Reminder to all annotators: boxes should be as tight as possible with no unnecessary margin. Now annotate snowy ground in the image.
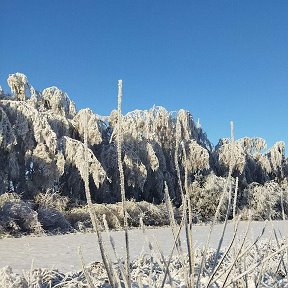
[0,220,287,274]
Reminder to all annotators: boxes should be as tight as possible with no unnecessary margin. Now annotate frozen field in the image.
[0,220,287,273]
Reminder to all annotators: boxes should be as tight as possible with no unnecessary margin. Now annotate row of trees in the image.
[0,73,287,208]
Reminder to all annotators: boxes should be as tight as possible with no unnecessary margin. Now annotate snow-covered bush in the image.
[244,181,282,219]
[37,206,71,233]
[0,193,42,235]
[34,192,69,212]
[187,173,229,221]
[0,267,26,288]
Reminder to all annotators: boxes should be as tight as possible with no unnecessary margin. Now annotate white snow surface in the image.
[0,220,287,273]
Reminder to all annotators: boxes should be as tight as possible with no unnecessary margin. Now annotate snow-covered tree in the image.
[0,72,287,214]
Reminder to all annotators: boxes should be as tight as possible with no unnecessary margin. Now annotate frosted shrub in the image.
[0,193,42,235]
[136,201,170,225]
[104,106,212,204]
[239,137,267,154]
[0,100,57,152]
[65,201,172,231]
[0,192,21,206]
[254,153,272,175]
[177,109,211,150]
[119,106,174,144]
[0,267,26,288]
[30,143,63,190]
[245,181,282,219]
[37,206,71,233]
[34,191,69,212]
[187,173,228,221]
[0,100,57,153]
[65,206,92,231]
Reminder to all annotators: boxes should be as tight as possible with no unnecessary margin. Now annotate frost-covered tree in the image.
[266,141,286,179]
[41,86,76,118]
[212,137,285,186]
[7,73,29,101]
[102,107,212,204]
[73,108,106,146]
[0,74,103,201]
[0,72,287,214]
[0,99,63,197]
[0,86,4,99]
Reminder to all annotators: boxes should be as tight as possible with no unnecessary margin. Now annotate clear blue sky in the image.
[1,0,287,150]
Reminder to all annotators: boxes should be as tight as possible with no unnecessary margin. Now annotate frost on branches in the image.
[0,72,287,215]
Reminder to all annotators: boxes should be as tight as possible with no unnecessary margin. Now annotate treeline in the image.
[0,73,287,220]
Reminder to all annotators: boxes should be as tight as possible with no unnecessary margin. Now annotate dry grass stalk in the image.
[83,112,116,287]
[196,121,235,286]
[160,216,185,288]
[164,183,181,249]
[213,121,235,263]
[117,80,131,286]
[181,141,194,287]
[224,243,288,287]
[78,246,95,288]
[195,178,228,287]
[164,182,189,287]
[206,215,242,287]
[273,228,288,275]
[175,112,194,287]
[103,215,129,288]
[139,217,157,287]
[211,178,232,272]
[254,233,273,287]
[140,217,175,287]
[233,177,238,219]
[280,188,285,220]
[153,236,176,288]
[218,219,266,286]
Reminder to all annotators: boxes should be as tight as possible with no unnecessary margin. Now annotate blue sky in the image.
[1,0,288,150]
